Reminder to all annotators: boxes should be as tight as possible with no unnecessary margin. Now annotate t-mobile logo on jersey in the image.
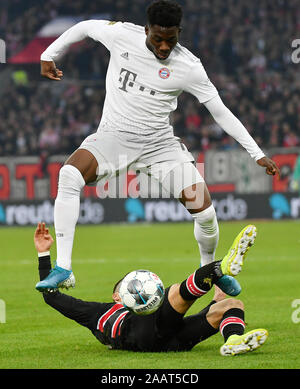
[118,68,156,96]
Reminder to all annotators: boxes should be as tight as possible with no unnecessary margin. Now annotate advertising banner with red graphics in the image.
[200,148,300,195]
[1,150,300,225]
[1,150,299,202]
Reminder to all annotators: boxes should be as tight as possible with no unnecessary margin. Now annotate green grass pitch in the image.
[0,220,300,369]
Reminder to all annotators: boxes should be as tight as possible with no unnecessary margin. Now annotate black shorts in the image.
[120,287,219,352]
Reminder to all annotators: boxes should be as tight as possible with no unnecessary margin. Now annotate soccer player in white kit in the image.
[36,0,280,295]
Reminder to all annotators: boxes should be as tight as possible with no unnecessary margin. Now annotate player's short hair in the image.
[113,272,130,294]
[146,0,183,28]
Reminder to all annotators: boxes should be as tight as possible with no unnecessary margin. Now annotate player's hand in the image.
[34,222,54,253]
[256,156,280,179]
[40,60,63,81]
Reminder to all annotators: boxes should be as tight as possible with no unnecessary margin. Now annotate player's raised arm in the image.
[203,94,265,161]
[183,61,279,177]
[34,222,56,284]
[34,222,54,253]
[33,223,103,330]
[204,94,280,177]
[40,20,122,80]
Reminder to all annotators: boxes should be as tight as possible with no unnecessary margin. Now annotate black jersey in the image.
[92,303,129,349]
[39,256,218,352]
[90,301,170,351]
[42,288,173,351]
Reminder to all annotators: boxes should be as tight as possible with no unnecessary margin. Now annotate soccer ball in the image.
[119,270,165,315]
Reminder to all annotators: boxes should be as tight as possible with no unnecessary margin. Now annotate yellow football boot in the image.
[220,329,268,356]
[221,225,257,277]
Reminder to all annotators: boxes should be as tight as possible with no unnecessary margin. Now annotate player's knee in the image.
[192,204,218,235]
[58,165,85,194]
[207,298,244,328]
[64,149,98,183]
[214,298,244,318]
[224,298,244,311]
[181,183,210,212]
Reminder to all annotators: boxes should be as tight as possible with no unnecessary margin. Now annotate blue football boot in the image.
[36,264,75,292]
[200,261,241,295]
[215,275,241,296]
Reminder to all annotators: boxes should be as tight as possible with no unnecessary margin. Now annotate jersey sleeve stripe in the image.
[97,304,124,332]
[111,311,129,338]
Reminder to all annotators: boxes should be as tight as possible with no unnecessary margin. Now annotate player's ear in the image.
[112,292,121,303]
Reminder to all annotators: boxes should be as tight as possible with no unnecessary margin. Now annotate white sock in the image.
[54,165,85,270]
[192,204,219,266]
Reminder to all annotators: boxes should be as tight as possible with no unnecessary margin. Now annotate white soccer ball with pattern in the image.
[119,270,165,315]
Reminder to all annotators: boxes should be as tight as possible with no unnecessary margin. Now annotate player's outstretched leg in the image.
[35,164,84,292]
[220,328,268,356]
[220,224,257,277]
[178,225,257,305]
[192,203,241,296]
[217,225,268,356]
[35,149,98,292]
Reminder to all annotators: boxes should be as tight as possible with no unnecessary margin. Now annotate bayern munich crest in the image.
[159,67,170,79]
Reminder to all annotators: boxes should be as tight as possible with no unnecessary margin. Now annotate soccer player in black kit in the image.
[35,222,268,356]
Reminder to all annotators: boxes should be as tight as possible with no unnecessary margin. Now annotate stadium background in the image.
[0,0,300,371]
[0,0,300,226]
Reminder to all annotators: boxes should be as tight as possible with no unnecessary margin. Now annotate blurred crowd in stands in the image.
[0,0,300,157]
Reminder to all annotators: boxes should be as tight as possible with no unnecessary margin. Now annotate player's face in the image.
[145,24,180,60]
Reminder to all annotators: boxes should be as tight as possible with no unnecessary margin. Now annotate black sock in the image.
[179,261,223,301]
[219,308,245,341]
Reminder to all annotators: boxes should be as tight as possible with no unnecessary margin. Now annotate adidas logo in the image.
[121,52,129,60]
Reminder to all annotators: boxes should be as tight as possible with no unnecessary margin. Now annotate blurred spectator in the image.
[37,150,49,178]
[0,0,299,156]
[282,124,299,148]
[39,122,60,150]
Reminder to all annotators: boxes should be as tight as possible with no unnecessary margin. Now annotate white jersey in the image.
[41,20,218,139]
[41,19,265,160]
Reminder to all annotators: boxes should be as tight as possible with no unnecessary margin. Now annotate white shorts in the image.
[79,130,204,198]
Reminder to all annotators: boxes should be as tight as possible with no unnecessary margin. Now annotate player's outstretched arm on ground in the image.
[34,222,103,329]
